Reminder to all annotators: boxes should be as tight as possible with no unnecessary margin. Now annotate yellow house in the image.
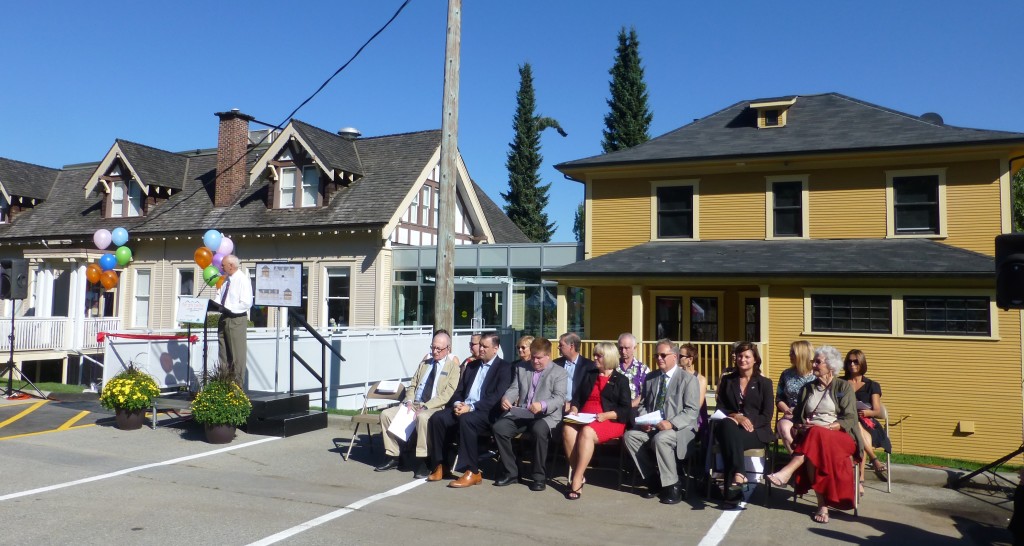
[549,93,1024,463]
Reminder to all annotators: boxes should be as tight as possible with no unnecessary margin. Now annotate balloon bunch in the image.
[193,229,234,288]
[88,228,133,290]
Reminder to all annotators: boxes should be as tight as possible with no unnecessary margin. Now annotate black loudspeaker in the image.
[0,258,28,300]
[996,234,1024,309]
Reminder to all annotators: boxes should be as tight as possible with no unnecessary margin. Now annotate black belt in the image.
[221,310,247,319]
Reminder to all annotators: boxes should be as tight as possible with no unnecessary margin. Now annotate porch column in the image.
[556,285,567,337]
[631,285,643,342]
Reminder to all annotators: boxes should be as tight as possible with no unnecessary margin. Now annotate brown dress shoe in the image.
[448,470,482,488]
[426,464,446,482]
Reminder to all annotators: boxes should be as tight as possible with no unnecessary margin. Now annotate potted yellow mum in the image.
[191,367,252,444]
[99,364,161,430]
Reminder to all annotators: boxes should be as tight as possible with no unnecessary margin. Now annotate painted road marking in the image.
[0,436,281,502]
[697,486,754,546]
[0,400,47,428]
[57,410,92,430]
[247,479,428,546]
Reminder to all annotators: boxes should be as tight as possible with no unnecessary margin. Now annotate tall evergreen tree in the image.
[573,202,585,243]
[601,26,653,153]
[1014,169,1024,232]
[502,63,566,243]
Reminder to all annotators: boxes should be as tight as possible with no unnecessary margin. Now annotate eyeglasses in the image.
[847,359,860,364]
[656,352,675,360]
[429,345,449,351]
[679,354,693,359]
[517,346,529,350]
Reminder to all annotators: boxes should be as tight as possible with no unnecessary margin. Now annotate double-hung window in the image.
[653,181,698,239]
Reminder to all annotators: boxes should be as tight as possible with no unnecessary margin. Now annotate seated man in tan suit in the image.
[376,330,461,478]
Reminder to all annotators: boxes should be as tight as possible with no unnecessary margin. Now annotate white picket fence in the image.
[0,317,122,352]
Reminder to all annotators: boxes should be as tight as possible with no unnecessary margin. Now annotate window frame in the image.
[109,179,143,218]
[300,166,319,208]
[885,168,947,239]
[803,288,998,340]
[132,268,152,329]
[647,290,723,341]
[279,166,297,209]
[650,179,700,241]
[765,175,809,239]
[322,265,352,328]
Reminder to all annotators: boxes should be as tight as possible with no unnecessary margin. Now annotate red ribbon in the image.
[97,332,199,344]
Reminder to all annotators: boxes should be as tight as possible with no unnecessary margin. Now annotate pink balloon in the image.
[93,229,112,250]
[212,252,225,270]
[217,236,234,256]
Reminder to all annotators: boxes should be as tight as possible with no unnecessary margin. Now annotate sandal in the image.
[813,507,829,524]
[859,482,865,497]
[566,486,583,500]
[766,473,787,487]
[873,460,888,474]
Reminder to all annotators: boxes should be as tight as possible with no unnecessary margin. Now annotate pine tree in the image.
[502,63,566,243]
[601,27,653,153]
[573,202,585,243]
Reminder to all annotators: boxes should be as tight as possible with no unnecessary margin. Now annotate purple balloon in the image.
[93,229,112,250]
[212,252,225,270]
[217,236,234,256]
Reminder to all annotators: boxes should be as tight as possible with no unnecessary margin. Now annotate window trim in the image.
[109,179,144,218]
[173,266,196,325]
[764,175,809,239]
[647,290,723,341]
[132,268,152,329]
[802,287,998,340]
[650,179,700,241]
[885,168,947,239]
[322,264,353,328]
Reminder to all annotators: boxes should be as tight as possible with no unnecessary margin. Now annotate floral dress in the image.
[776,368,815,412]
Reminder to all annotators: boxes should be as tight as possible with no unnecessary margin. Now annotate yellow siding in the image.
[588,286,633,339]
[590,180,650,257]
[945,160,1001,256]
[767,286,1023,463]
[700,174,765,240]
[808,167,887,239]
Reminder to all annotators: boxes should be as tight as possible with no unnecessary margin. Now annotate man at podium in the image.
[209,255,252,386]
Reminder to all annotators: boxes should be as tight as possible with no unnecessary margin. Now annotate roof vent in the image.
[920,112,944,125]
[337,127,362,140]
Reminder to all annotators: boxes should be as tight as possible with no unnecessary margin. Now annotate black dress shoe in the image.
[660,482,682,505]
[641,480,661,499]
[493,475,519,487]
[374,457,399,472]
[529,481,547,492]
[413,460,430,479]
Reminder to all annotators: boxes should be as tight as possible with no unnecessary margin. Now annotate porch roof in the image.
[543,239,994,280]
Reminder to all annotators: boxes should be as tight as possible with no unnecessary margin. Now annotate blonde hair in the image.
[790,340,813,376]
[593,342,618,371]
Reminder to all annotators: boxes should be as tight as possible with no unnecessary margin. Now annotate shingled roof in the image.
[557,93,1024,172]
[0,157,59,201]
[0,124,529,244]
[543,239,994,279]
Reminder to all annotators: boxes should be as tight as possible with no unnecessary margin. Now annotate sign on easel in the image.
[254,262,302,307]
[177,297,211,324]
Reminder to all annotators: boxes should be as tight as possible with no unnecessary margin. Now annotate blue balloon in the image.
[99,253,117,271]
[203,229,222,251]
[111,227,129,247]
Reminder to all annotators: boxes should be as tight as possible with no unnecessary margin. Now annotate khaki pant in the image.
[217,314,248,386]
[379,404,440,458]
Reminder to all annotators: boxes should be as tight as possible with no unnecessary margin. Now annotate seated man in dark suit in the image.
[624,339,700,505]
[492,337,567,491]
[554,332,596,413]
[426,331,513,488]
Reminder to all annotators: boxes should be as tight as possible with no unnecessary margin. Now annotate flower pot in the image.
[114,409,145,430]
[204,424,236,444]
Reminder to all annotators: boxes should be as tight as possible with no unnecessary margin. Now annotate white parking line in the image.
[247,479,427,546]
[0,436,281,502]
[697,487,754,546]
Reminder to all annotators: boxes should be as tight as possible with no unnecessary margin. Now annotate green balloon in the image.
[114,246,132,267]
[203,265,220,286]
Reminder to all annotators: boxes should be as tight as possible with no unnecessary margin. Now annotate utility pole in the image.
[434,0,461,334]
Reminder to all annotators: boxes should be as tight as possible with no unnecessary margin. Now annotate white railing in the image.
[0,316,122,352]
[82,318,123,350]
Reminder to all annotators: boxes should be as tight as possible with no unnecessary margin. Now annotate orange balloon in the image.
[100,270,119,290]
[216,275,226,289]
[194,247,213,269]
[86,263,102,284]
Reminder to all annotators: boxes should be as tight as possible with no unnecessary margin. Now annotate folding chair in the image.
[564,435,627,490]
[704,419,773,505]
[872,405,892,493]
[343,381,404,461]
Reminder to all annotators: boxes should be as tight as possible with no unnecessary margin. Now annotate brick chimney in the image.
[214,109,254,208]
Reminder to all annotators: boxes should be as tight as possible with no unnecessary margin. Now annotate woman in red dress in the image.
[561,341,633,499]
[766,345,864,524]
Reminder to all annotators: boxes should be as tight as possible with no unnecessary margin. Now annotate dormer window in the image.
[0,195,8,224]
[110,180,142,218]
[751,97,797,128]
[279,166,318,208]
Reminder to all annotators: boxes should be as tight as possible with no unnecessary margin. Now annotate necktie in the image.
[220,277,231,305]
[420,361,437,403]
[656,374,669,414]
[525,370,542,407]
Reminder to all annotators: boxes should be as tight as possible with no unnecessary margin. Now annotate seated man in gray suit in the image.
[624,338,700,505]
[376,329,461,478]
[492,337,568,491]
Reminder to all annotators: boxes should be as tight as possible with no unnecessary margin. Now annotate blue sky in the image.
[3,1,1023,242]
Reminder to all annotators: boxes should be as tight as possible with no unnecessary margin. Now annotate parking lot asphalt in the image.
[0,410,1015,546]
